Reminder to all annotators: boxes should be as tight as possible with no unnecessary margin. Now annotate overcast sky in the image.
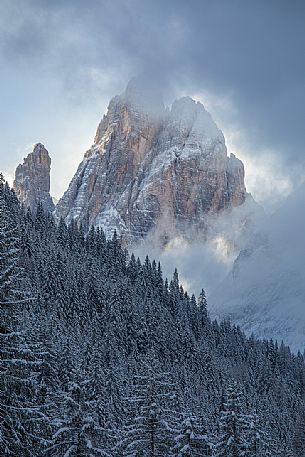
[0,0,304,207]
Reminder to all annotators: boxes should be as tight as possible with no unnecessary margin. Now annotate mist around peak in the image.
[131,193,264,297]
[209,183,305,352]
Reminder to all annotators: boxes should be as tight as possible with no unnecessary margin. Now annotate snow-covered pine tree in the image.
[172,414,212,456]
[214,383,254,457]
[116,367,180,456]
[169,269,180,318]
[45,359,110,457]
[197,289,208,326]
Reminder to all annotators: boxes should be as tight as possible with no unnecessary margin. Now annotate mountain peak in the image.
[33,142,46,154]
[118,77,165,117]
[14,143,54,213]
[170,96,223,143]
[94,79,164,146]
[56,82,247,243]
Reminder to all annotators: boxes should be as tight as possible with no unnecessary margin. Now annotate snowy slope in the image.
[209,185,305,352]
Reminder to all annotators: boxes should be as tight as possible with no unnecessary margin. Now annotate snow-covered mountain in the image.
[55,80,247,244]
[209,185,305,352]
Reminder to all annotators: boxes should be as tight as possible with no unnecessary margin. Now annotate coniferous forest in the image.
[1,172,305,457]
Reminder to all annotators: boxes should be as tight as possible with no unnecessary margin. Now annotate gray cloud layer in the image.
[0,0,305,198]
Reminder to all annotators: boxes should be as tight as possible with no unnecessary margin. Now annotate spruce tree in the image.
[172,414,212,456]
[116,368,179,456]
[215,384,251,457]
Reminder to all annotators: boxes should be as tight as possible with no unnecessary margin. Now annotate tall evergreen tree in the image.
[214,384,254,457]
[116,369,179,456]
[172,414,212,456]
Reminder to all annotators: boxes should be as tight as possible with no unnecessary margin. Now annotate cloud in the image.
[209,182,305,351]
[0,0,305,203]
[183,90,300,211]
[132,196,263,297]
[133,235,234,298]
[223,127,297,211]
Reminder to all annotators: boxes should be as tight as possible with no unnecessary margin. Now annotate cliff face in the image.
[55,82,247,244]
[14,143,55,213]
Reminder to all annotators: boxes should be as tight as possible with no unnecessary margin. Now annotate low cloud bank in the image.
[132,195,263,297]
[209,183,305,351]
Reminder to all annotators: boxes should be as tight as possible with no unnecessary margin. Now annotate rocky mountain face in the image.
[14,143,55,213]
[55,81,247,244]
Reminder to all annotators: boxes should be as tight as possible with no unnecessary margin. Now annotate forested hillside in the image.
[1,172,305,457]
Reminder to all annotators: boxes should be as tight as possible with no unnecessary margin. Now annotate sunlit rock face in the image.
[14,143,55,213]
[55,80,247,244]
